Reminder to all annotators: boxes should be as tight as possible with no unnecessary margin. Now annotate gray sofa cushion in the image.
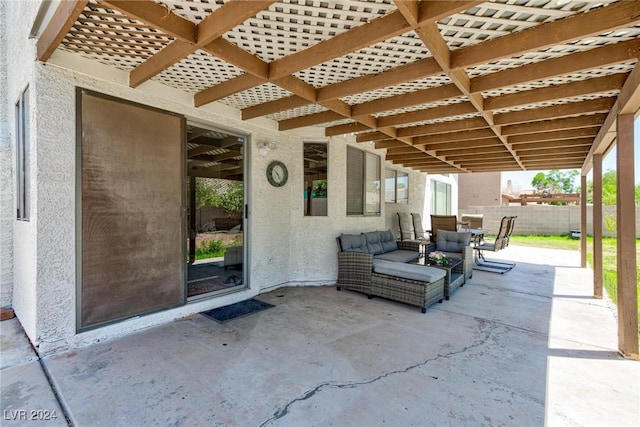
[339,233,368,253]
[374,250,419,263]
[364,231,384,255]
[373,259,446,283]
[436,230,471,252]
[379,230,398,253]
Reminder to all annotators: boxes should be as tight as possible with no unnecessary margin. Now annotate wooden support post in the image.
[616,113,638,360]
[593,154,603,299]
[580,174,587,268]
[189,175,196,264]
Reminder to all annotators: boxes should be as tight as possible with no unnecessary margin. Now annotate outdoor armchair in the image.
[429,215,458,243]
[434,229,474,281]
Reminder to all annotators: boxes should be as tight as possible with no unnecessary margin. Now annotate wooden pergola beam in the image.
[452,1,640,70]
[472,39,640,94]
[398,118,488,138]
[386,153,434,161]
[195,74,267,107]
[508,128,598,144]
[318,57,442,102]
[356,132,393,143]
[279,111,344,131]
[269,11,410,81]
[375,140,407,149]
[423,137,504,152]
[518,147,589,160]
[512,138,593,151]
[377,103,478,128]
[325,123,369,137]
[414,19,524,171]
[242,95,310,120]
[583,60,640,174]
[523,157,586,165]
[414,128,497,145]
[444,152,515,162]
[37,0,89,61]
[485,74,628,112]
[128,0,275,87]
[495,97,616,126]
[457,158,519,166]
[434,145,509,157]
[501,114,607,136]
[352,84,462,118]
[98,0,196,43]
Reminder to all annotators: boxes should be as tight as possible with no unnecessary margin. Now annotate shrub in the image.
[196,239,226,259]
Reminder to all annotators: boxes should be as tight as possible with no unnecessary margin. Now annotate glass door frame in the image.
[185,119,250,301]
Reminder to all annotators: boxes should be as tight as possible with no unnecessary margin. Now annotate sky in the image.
[501,117,640,193]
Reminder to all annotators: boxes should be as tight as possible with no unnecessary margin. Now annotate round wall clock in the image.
[266,160,288,187]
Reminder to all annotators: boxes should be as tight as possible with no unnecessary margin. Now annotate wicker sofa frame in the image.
[336,238,445,313]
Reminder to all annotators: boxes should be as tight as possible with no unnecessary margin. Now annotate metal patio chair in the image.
[473,216,517,274]
[411,213,429,241]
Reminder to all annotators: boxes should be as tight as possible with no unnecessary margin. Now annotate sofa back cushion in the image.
[379,230,398,253]
[363,231,384,255]
[339,233,368,253]
[436,230,471,252]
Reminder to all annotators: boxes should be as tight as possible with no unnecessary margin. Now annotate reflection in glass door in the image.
[186,124,246,298]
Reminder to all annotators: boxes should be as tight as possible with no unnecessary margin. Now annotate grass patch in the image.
[196,239,226,260]
[508,234,640,320]
[509,234,579,250]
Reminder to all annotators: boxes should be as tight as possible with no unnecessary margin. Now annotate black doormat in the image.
[201,299,274,323]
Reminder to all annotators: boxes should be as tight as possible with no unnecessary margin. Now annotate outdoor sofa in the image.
[336,230,446,313]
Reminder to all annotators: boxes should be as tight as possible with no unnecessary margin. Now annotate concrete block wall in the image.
[461,205,640,238]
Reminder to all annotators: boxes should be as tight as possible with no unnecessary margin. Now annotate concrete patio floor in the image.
[1,245,639,426]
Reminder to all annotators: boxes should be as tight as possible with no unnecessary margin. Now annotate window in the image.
[15,86,30,220]
[431,180,451,215]
[385,168,408,204]
[303,142,328,216]
[347,146,380,215]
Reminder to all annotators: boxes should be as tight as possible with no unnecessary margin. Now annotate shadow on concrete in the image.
[1,245,637,426]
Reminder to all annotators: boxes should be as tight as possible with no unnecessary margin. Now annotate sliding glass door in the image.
[185,124,246,298]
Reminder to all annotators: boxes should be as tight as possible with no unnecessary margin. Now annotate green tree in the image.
[531,169,579,194]
[587,170,640,205]
[195,179,244,216]
[213,181,244,216]
[601,170,617,206]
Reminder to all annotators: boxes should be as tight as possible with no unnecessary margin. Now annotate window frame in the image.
[385,168,409,204]
[303,141,328,217]
[15,86,30,221]
[347,146,381,216]
[430,179,452,215]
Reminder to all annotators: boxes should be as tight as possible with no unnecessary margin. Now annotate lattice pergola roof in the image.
[37,0,640,174]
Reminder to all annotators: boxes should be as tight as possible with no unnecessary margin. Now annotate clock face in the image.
[267,161,288,187]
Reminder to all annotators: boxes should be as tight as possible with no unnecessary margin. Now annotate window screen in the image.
[15,86,30,220]
[347,147,380,216]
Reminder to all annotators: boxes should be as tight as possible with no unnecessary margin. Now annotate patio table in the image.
[423,257,465,300]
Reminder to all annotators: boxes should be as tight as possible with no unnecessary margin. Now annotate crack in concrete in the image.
[259,321,497,426]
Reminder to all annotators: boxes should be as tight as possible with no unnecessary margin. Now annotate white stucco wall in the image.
[6,10,402,352]
[4,0,40,339]
[458,172,502,210]
[0,0,13,308]
[383,164,428,238]
[425,174,460,230]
